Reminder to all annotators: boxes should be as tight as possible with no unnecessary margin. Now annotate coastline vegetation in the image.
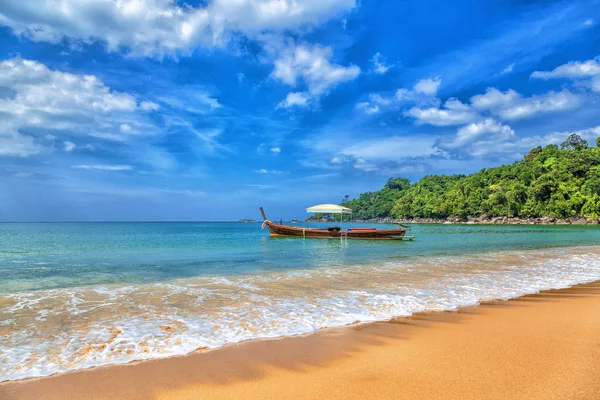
[341,134,600,220]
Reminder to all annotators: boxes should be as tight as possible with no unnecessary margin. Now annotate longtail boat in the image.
[259,205,413,240]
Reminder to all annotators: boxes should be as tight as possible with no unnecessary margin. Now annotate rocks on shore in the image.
[352,215,600,225]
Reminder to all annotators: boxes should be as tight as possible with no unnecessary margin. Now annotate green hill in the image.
[342,134,600,220]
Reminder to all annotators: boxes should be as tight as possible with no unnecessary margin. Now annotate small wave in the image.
[2,246,600,382]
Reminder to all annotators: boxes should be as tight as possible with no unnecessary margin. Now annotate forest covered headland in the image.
[340,134,600,225]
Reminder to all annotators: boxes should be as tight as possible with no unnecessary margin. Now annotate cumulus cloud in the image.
[437,119,516,157]
[356,77,441,115]
[531,58,600,79]
[470,88,520,110]
[412,77,441,96]
[531,57,600,93]
[409,85,583,129]
[370,52,393,74]
[0,57,165,156]
[277,92,310,108]
[272,42,360,106]
[406,98,478,126]
[471,88,582,120]
[0,0,356,57]
[436,122,600,160]
[270,147,281,153]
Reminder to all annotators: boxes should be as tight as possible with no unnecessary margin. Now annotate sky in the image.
[0,0,600,221]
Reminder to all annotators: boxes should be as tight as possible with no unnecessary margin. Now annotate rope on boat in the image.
[261,220,270,230]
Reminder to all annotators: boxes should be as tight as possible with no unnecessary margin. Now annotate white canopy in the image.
[306,204,352,214]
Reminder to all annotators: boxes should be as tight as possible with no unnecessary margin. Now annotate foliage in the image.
[342,135,600,219]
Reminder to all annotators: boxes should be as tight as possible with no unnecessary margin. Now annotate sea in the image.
[2,221,600,382]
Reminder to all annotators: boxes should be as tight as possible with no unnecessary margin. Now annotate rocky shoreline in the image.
[346,215,600,225]
[311,215,600,225]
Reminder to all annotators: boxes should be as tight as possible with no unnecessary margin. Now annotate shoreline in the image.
[2,245,600,384]
[3,280,600,399]
[313,216,600,225]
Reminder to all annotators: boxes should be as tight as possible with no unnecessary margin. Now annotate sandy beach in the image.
[1,281,599,400]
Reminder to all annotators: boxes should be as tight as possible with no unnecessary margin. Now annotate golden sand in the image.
[2,282,600,400]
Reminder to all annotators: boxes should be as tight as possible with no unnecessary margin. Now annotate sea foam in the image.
[2,247,600,382]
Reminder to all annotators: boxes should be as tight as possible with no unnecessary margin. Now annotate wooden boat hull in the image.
[259,208,407,240]
[265,222,406,239]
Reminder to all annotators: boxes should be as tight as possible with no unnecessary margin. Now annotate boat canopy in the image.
[306,204,352,214]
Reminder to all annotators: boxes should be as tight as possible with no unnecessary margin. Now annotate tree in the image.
[384,177,411,191]
[524,146,542,164]
[596,137,600,148]
[344,134,600,220]
[560,133,588,151]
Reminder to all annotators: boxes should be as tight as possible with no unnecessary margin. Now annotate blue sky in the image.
[0,0,600,221]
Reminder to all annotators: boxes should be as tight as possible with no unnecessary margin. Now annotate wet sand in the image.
[2,281,600,400]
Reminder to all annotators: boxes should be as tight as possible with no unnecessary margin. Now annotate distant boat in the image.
[259,205,412,240]
[238,219,257,223]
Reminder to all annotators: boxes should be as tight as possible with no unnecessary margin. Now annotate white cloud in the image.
[369,94,392,106]
[531,58,600,79]
[412,77,441,96]
[0,0,356,57]
[356,77,441,115]
[531,57,600,93]
[370,52,393,74]
[277,91,310,108]
[355,102,379,114]
[270,147,281,153]
[272,42,360,106]
[406,98,478,126]
[501,63,515,74]
[541,125,600,146]
[73,164,133,171]
[500,90,581,120]
[437,119,516,157]
[0,57,163,156]
[63,141,76,152]
[120,124,133,133]
[584,19,594,26]
[470,88,520,110]
[0,129,40,157]
[436,122,600,160]
[472,88,581,120]
[140,101,159,111]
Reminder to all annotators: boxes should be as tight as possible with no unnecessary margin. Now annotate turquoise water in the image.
[2,222,600,381]
[3,222,600,293]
